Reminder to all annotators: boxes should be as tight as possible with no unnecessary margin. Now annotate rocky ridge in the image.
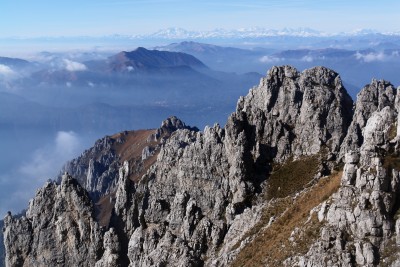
[60,116,196,226]
[286,80,400,266]
[4,65,400,266]
[0,220,4,267]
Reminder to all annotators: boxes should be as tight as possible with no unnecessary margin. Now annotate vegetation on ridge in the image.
[231,170,342,267]
[265,155,320,200]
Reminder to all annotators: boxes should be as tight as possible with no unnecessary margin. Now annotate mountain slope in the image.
[108,47,207,72]
[0,57,31,68]
[4,65,400,266]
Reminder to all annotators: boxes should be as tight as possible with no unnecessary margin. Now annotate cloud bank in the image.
[0,64,18,81]
[355,51,386,62]
[259,55,283,63]
[19,131,81,178]
[63,59,87,72]
[0,131,83,217]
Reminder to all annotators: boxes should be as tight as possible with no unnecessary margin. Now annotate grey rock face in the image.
[340,79,397,157]
[291,81,400,266]
[0,220,4,267]
[95,228,122,267]
[61,116,195,203]
[233,65,353,164]
[152,115,199,141]
[4,173,104,267]
[60,135,120,201]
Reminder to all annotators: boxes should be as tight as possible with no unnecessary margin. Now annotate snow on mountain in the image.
[130,27,400,39]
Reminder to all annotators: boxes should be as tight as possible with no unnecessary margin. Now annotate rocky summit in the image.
[3,65,400,266]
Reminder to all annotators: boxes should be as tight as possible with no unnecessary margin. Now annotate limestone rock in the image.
[95,228,122,267]
[0,219,4,267]
[4,174,104,267]
[294,80,400,266]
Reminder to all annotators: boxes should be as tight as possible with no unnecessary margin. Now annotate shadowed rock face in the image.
[5,65,400,266]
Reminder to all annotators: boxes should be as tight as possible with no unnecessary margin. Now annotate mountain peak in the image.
[109,47,207,72]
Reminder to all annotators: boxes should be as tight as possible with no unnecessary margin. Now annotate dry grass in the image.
[383,154,400,172]
[380,238,398,267]
[111,129,161,182]
[230,197,292,252]
[111,129,156,162]
[388,122,397,140]
[231,171,342,267]
[265,155,320,200]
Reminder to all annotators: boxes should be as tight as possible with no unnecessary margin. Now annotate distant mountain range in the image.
[136,27,400,39]
[14,47,212,88]
[0,57,31,68]
[3,27,400,42]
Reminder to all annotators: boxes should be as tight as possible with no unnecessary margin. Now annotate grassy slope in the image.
[231,167,342,267]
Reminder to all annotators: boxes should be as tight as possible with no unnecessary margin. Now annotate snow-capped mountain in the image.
[131,27,400,39]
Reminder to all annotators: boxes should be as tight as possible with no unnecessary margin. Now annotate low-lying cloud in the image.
[301,55,314,62]
[63,59,87,72]
[19,131,81,178]
[259,55,283,63]
[0,131,83,217]
[0,64,17,80]
[355,51,386,62]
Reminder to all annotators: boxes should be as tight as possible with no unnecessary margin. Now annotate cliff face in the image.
[288,80,400,266]
[60,116,196,202]
[0,220,4,267]
[4,66,400,266]
[4,174,104,266]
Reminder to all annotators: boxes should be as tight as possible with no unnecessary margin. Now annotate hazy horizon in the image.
[2,0,400,38]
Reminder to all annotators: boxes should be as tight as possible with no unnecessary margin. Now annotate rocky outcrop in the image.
[60,116,195,203]
[61,135,120,201]
[108,66,354,266]
[286,80,400,266]
[5,66,400,267]
[233,65,353,164]
[340,80,397,156]
[0,220,4,267]
[3,173,104,266]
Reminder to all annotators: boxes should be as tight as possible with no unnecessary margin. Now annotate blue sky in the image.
[1,0,400,37]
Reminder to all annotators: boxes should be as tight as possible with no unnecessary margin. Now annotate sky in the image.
[1,0,400,37]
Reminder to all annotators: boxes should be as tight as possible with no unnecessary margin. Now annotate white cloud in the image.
[0,64,15,76]
[355,51,386,62]
[301,55,314,62]
[0,64,17,79]
[0,131,84,216]
[259,55,283,63]
[19,131,81,180]
[63,59,87,72]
